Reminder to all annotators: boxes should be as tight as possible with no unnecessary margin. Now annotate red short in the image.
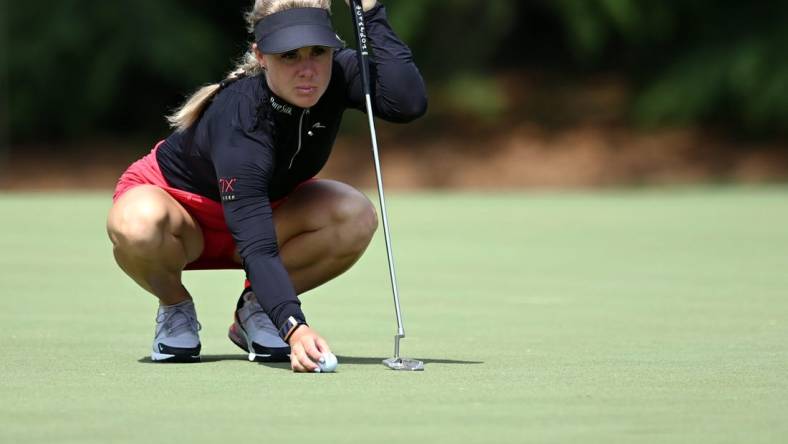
[113,141,299,270]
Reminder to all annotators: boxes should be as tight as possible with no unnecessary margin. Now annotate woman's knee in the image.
[276,180,378,253]
[108,191,173,254]
[331,192,378,253]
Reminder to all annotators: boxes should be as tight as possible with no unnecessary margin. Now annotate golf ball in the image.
[317,352,338,373]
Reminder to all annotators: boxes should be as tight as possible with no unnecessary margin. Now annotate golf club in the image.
[349,0,424,372]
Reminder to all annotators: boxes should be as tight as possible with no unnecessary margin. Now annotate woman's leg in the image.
[270,179,379,294]
[107,185,205,305]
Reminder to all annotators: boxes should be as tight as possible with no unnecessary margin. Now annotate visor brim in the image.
[257,24,344,54]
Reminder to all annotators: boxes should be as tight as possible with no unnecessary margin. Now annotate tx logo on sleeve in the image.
[219,177,238,202]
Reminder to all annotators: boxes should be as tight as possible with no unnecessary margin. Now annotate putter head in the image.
[382,357,424,371]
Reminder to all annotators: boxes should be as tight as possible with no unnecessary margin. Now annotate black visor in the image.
[254,8,344,54]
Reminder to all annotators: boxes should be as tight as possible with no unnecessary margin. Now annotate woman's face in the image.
[256,45,333,109]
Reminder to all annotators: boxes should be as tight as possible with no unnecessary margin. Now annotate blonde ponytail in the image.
[167,52,263,132]
[166,84,221,131]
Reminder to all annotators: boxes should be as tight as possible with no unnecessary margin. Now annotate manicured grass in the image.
[1,187,786,443]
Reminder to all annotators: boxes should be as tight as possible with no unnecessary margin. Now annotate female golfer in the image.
[106,0,426,372]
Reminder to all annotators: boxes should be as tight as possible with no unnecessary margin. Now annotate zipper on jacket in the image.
[289,109,309,169]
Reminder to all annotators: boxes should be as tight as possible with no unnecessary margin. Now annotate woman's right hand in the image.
[287,325,331,372]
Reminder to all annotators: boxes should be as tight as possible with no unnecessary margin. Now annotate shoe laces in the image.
[240,298,274,331]
[157,306,202,336]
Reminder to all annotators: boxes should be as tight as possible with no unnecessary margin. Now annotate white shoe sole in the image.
[151,351,200,363]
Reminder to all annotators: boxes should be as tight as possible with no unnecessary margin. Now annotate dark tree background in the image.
[3,0,788,145]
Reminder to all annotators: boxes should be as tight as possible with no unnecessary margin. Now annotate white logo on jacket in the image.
[269,97,293,115]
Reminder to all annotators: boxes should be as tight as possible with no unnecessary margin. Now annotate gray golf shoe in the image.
[228,289,291,362]
[151,299,201,363]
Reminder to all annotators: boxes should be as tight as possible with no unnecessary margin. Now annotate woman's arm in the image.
[207,93,331,372]
[207,94,303,334]
[337,3,428,122]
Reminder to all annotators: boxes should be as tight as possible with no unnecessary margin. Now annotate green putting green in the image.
[1,187,786,443]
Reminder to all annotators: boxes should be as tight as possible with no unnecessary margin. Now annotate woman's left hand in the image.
[344,0,378,12]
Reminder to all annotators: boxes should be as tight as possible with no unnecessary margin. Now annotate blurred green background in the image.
[1,0,787,188]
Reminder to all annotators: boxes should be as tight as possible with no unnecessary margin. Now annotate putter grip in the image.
[349,0,372,96]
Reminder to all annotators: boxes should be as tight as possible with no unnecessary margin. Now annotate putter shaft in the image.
[350,0,421,370]
[363,94,407,347]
